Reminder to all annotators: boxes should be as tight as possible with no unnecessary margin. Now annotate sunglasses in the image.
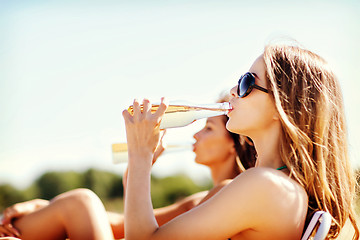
[237,72,269,98]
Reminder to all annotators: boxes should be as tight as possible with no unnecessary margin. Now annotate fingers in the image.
[124,98,167,125]
[0,224,20,238]
[1,209,20,238]
[2,208,15,225]
[122,109,132,124]
[5,225,20,238]
[154,97,168,118]
[0,237,21,240]
[132,99,141,121]
[143,99,151,115]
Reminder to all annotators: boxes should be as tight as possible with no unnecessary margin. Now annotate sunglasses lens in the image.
[238,73,255,97]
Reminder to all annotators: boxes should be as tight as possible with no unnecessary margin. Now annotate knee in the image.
[52,188,102,211]
[65,188,99,203]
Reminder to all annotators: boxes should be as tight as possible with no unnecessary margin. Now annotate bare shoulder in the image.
[227,167,308,237]
[234,167,308,206]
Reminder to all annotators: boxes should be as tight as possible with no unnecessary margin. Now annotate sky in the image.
[1,0,360,189]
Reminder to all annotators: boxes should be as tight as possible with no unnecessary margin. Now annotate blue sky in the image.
[1,0,359,188]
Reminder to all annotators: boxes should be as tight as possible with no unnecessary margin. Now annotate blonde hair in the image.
[263,44,359,239]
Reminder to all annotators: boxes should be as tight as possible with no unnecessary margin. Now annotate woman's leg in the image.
[13,188,114,240]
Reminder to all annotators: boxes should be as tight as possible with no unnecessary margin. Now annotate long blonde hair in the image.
[263,44,359,239]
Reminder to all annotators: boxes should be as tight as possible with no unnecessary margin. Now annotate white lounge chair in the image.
[301,211,332,240]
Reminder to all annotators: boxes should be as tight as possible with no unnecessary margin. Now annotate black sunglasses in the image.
[237,72,269,98]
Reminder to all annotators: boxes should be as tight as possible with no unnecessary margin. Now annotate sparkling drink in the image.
[114,101,230,163]
[127,101,231,129]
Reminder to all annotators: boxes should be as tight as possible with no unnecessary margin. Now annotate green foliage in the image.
[151,174,208,208]
[0,184,27,211]
[21,184,41,200]
[36,171,84,199]
[83,168,123,200]
[0,168,211,213]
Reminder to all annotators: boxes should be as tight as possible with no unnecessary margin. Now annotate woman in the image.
[0,96,257,240]
[122,44,359,239]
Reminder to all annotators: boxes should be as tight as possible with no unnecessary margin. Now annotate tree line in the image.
[0,168,212,212]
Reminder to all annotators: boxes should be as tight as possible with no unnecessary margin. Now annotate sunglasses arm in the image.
[253,85,269,93]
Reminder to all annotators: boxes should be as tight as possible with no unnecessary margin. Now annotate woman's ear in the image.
[271,103,280,121]
[273,111,280,121]
[229,144,237,155]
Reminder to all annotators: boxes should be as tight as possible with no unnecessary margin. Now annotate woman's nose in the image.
[230,85,238,98]
[193,131,200,140]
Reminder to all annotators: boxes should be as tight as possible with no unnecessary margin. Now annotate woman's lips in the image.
[227,102,234,115]
[192,144,196,152]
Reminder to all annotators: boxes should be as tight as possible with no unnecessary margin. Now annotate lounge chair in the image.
[301,211,332,240]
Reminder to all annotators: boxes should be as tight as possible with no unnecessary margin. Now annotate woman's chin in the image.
[194,158,206,166]
[226,122,240,134]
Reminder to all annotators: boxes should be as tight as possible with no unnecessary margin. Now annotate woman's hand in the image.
[0,199,49,238]
[2,199,49,226]
[0,224,20,238]
[122,98,168,166]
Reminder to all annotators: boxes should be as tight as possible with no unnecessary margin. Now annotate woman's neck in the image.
[253,123,284,169]
[251,121,283,169]
[208,155,238,186]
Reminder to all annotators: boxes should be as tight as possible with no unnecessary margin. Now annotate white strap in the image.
[301,211,332,240]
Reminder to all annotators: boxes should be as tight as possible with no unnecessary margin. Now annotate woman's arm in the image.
[108,191,208,239]
[122,99,255,239]
[122,98,169,239]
